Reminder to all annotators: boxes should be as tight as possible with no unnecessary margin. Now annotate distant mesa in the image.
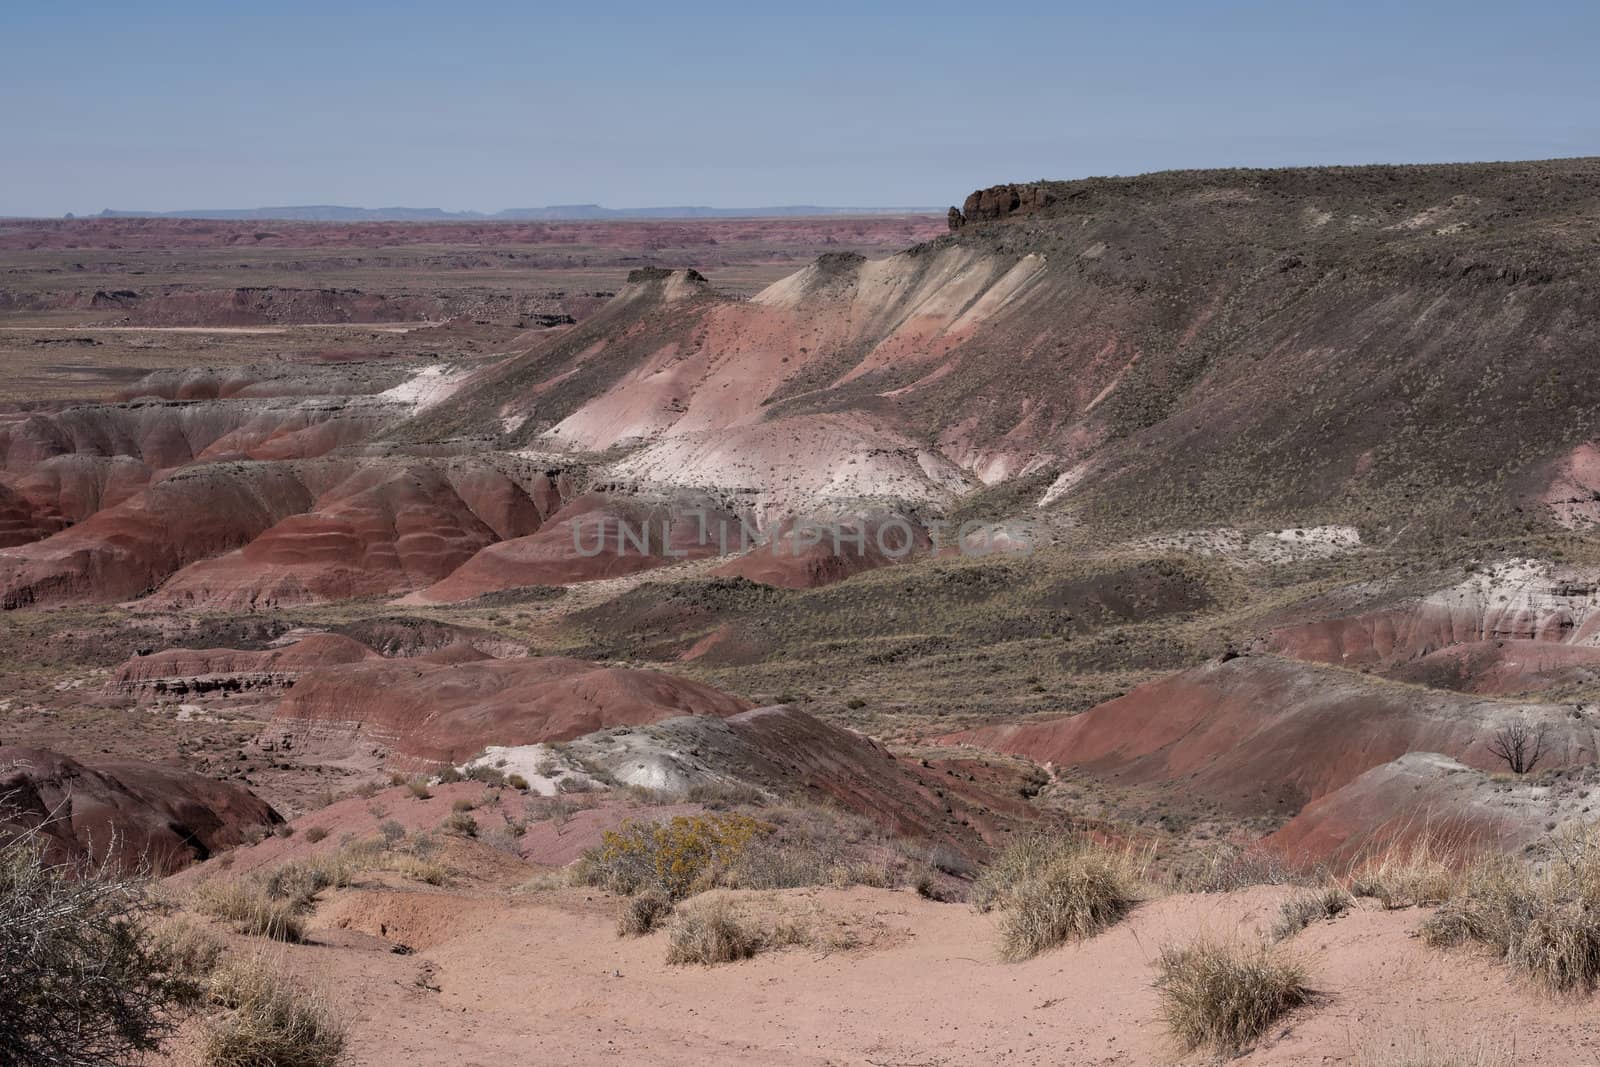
[90,203,943,223]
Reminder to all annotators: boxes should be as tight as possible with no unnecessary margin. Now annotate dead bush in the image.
[202,952,345,1067]
[617,889,674,937]
[440,811,478,838]
[664,898,761,965]
[481,825,524,856]
[0,835,209,1066]
[1156,939,1311,1055]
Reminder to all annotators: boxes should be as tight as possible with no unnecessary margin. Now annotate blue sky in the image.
[2,1,1597,215]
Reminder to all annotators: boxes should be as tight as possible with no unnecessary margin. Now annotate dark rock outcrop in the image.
[960,182,1058,224]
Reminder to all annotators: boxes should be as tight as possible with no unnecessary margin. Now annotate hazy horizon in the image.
[4,1,1597,217]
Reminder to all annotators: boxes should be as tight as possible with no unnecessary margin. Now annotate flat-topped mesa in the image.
[620,267,712,303]
[948,182,1060,229]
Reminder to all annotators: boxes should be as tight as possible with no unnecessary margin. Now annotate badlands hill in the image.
[12,166,1600,1065]
[408,157,1600,541]
[8,161,1600,881]
[7,160,1600,612]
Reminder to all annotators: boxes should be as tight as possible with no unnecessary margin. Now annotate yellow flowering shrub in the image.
[582,813,770,899]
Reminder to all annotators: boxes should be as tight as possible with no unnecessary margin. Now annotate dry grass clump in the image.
[1181,841,1317,893]
[192,847,374,942]
[152,918,226,981]
[404,779,432,800]
[1270,886,1350,942]
[193,881,306,943]
[721,807,907,892]
[1155,939,1311,1055]
[1349,836,1459,909]
[617,888,674,937]
[664,898,762,965]
[440,811,478,837]
[1355,1028,1516,1067]
[1422,826,1600,995]
[685,780,768,809]
[382,851,450,886]
[201,952,345,1067]
[971,833,1142,961]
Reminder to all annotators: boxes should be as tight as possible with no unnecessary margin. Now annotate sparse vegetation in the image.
[1350,836,1460,909]
[441,811,478,837]
[1422,826,1600,995]
[193,880,307,943]
[972,833,1142,961]
[577,812,770,899]
[0,835,209,1066]
[1155,939,1311,1055]
[664,898,761,965]
[303,827,330,844]
[1183,840,1316,893]
[465,764,506,787]
[1270,886,1350,941]
[617,888,674,937]
[378,819,406,848]
[1356,1029,1516,1067]
[202,951,346,1067]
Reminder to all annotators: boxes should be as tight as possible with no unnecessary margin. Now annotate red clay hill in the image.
[0,746,280,874]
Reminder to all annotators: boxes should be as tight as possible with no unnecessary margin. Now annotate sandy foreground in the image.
[158,876,1599,1066]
